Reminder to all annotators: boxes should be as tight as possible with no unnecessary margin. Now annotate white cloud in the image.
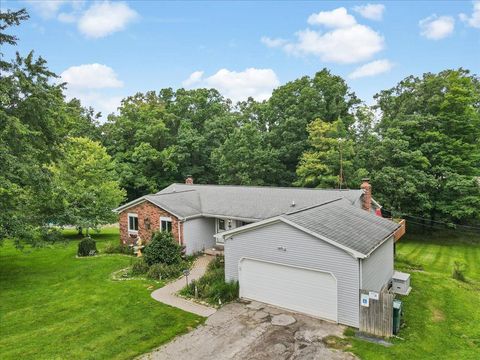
[261,36,288,48]
[460,1,480,28]
[262,7,385,64]
[307,7,356,28]
[183,68,280,103]
[419,15,455,40]
[60,63,124,118]
[78,1,138,38]
[25,0,66,19]
[284,25,384,64]
[182,71,204,87]
[349,59,394,79]
[353,4,385,21]
[60,64,123,89]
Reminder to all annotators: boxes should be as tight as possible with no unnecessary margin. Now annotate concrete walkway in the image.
[151,255,217,317]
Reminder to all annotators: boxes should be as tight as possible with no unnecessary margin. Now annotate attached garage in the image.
[239,258,337,321]
[221,198,400,328]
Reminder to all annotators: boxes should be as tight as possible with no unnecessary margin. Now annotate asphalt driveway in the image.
[140,301,358,360]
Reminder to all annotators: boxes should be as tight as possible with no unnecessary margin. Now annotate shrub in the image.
[143,231,182,266]
[452,260,467,281]
[146,262,186,280]
[77,237,97,257]
[179,256,238,305]
[131,258,149,276]
[103,242,134,255]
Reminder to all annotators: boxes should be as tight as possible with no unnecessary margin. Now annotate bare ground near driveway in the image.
[140,301,358,360]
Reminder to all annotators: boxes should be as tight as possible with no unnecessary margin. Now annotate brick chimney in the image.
[360,178,372,212]
[185,175,193,185]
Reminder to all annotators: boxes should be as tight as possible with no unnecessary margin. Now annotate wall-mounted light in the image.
[277,246,287,252]
[144,217,151,230]
[228,219,232,228]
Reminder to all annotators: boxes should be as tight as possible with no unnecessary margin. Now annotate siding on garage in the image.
[225,221,360,327]
[360,236,394,292]
[183,217,216,255]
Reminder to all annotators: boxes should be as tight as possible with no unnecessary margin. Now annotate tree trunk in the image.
[77,226,83,236]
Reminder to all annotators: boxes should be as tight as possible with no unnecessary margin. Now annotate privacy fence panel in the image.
[359,288,393,337]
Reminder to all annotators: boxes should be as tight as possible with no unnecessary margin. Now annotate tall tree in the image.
[371,69,480,223]
[101,92,179,200]
[0,9,73,245]
[211,123,284,185]
[259,69,361,184]
[296,119,354,188]
[49,137,125,236]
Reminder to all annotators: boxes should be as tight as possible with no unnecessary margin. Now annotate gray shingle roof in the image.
[284,198,399,255]
[155,183,365,220]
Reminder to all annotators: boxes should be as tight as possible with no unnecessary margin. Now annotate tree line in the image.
[1,9,479,246]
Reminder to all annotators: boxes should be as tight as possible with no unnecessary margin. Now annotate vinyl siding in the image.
[361,236,394,291]
[225,221,360,327]
[183,217,216,255]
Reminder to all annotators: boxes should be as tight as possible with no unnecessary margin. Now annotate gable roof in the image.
[115,183,368,220]
[284,198,399,256]
[115,183,398,258]
[217,198,399,258]
[154,183,365,220]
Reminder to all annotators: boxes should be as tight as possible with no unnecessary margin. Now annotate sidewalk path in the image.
[151,255,217,317]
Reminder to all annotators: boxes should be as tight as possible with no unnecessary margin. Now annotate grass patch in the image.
[0,227,203,360]
[179,256,239,306]
[345,230,480,360]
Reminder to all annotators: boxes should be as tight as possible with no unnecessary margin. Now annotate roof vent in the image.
[291,200,295,207]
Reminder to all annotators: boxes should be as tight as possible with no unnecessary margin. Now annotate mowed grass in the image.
[347,229,480,360]
[0,228,203,360]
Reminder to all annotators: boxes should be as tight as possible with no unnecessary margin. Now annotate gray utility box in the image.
[392,271,411,295]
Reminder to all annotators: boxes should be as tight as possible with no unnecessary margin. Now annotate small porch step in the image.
[204,246,224,256]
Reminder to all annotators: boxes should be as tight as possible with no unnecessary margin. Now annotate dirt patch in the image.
[432,308,445,322]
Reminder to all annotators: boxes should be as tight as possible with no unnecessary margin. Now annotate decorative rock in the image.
[253,311,269,321]
[271,314,296,326]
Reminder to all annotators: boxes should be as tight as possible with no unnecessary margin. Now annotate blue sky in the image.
[3,1,480,117]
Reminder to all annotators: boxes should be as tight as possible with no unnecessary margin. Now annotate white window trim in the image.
[160,216,172,232]
[128,213,138,233]
[216,218,226,233]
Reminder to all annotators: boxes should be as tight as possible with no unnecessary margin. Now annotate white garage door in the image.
[239,258,337,321]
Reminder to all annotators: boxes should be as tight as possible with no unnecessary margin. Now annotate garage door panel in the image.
[239,258,337,321]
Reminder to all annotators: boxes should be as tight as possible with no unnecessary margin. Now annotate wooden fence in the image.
[359,288,394,337]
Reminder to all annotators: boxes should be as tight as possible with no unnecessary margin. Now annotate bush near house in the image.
[103,241,134,255]
[147,262,186,280]
[77,237,97,257]
[130,258,150,276]
[180,256,239,306]
[143,231,182,266]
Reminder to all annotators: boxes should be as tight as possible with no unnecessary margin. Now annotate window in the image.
[160,217,172,233]
[217,218,226,232]
[128,213,138,232]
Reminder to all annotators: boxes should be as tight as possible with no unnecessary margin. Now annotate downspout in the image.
[359,258,363,290]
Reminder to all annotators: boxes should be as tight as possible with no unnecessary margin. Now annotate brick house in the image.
[114,178,406,328]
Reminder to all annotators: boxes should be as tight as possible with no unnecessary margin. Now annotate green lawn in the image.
[0,228,203,360]
[347,230,480,360]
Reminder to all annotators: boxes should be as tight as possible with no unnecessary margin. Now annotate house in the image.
[114,177,404,327]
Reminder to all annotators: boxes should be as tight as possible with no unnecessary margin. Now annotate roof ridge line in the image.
[284,197,344,215]
[152,189,197,196]
[170,183,357,192]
